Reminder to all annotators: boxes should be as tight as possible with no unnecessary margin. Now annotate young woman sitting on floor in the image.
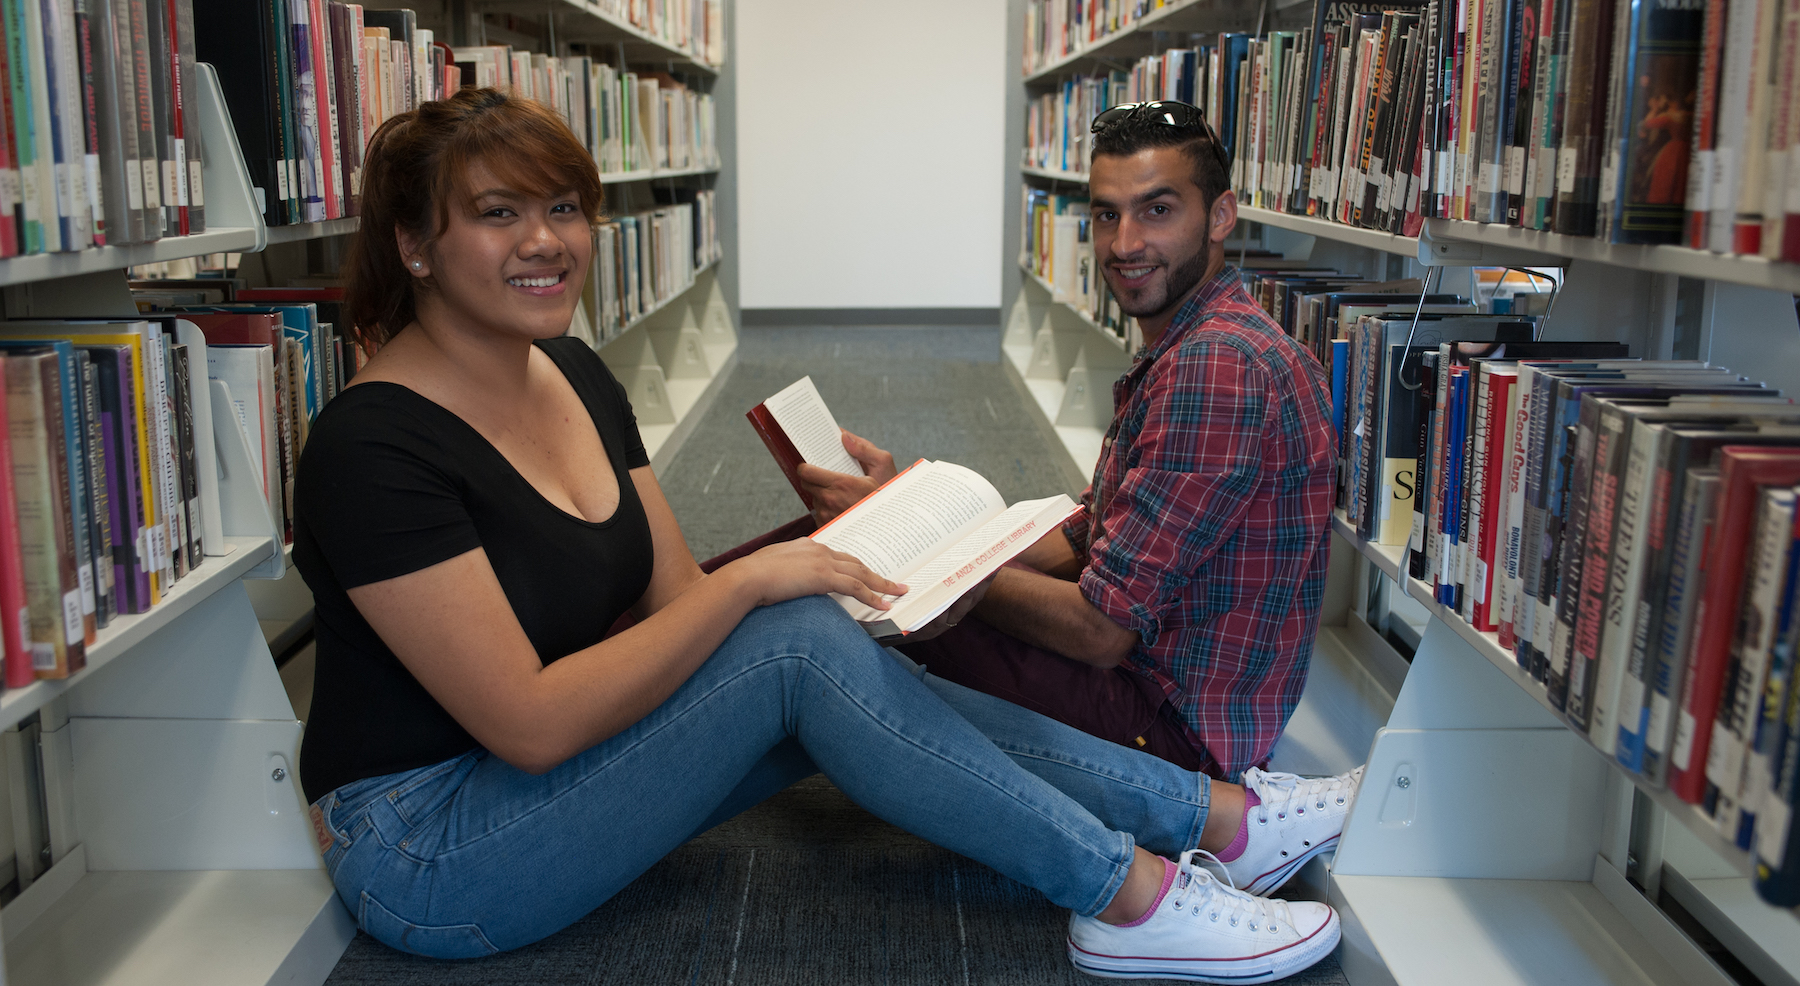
[294,87,1359,985]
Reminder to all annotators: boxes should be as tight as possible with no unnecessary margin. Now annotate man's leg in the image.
[896,617,1223,777]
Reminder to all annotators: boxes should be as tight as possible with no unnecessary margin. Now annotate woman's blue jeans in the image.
[314,596,1213,958]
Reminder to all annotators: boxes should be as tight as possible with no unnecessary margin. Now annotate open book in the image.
[746,376,862,507]
[810,460,1076,639]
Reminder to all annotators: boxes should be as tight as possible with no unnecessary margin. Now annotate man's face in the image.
[1089,146,1217,322]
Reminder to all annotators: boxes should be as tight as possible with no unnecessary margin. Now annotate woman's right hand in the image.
[726,538,906,610]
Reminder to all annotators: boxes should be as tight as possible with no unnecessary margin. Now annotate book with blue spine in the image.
[1754,498,1800,903]
[1330,337,1349,442]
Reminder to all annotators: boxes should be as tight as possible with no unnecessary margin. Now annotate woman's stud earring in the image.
[411,261,422,270]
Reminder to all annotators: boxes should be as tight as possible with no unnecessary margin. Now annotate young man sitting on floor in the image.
[768,102,1357,885]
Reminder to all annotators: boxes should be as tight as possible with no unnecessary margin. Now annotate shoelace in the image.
[1165,849,1296,934]
[1243,766,1364,824]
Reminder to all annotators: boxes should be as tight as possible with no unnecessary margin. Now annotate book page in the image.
[812,461,1005,620]
[886,494,1076,631]
[764,376,861,475]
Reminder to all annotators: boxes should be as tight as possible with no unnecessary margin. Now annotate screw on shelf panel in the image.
[1396,775,1411,789]
[271,767,287,782]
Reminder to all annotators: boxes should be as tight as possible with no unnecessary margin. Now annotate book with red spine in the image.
[1670,445,1800,802]
[307,0,339,218]
[159,0,186,234]
[72,0,104,244]
[1474,367,1517,630]
[178,311,282,347]
[746,403,810,509]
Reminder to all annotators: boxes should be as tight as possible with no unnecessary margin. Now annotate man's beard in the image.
[1111,245,1209,320]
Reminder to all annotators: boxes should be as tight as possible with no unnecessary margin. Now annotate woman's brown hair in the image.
[343,87,606,349]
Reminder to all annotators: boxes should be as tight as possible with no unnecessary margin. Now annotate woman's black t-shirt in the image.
[293,337,654,804]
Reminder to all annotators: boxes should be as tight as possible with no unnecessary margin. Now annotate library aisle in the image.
[12,0,1800,979]
[312,322,1355,986]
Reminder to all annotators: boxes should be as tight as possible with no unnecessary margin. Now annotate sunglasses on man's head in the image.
[1089,101,1231,175]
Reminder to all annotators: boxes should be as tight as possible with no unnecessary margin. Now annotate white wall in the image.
[735,0,1007,310]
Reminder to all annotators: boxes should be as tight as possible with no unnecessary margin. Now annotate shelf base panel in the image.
[6,867,352,986]
[1332,870,1727,986]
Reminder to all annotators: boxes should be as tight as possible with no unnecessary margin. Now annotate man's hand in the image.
[794,429,899,524]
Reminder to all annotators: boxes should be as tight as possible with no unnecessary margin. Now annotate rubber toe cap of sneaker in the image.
[1286,900,1335,939]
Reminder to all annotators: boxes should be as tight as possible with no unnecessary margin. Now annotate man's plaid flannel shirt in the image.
[1061,264,1337,780]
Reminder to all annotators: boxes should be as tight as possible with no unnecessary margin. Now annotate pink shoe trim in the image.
[1215,789,1261,863]
[1117,857,1179,928]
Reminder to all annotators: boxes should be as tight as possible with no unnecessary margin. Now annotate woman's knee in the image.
[731,595,883,658]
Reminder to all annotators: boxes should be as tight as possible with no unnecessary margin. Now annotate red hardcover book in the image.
[1473,368,1517,630]
[307,0,339,219]
[745,377,867,511]
[1670,444,1800,802]
[746,402,811,509]
[180,311,282,347]
[161,0,186,234]
[0,361,30,688]
[74,0,105,244]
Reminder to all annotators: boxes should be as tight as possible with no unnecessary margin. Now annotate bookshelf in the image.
[595,257,737,469]
[1021,165,1087,183]
[1326,513,1755,877]
[600,164,723,185]
[1003,2,1800,983]
[263,219,361,246]
[0,0,738,982]
[0,60,355,986]
[1023,0,1308,83]
[479,0,723,75]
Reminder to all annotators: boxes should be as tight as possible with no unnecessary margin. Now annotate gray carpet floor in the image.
[322,324,1351,985]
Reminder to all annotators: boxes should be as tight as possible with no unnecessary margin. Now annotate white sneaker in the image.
[1222,765,1365,897]
[1067,850,1340,983]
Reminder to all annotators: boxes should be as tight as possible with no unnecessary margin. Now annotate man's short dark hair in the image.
[1090,113,1232,206]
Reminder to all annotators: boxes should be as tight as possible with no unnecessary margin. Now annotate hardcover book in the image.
[745,376,862,510]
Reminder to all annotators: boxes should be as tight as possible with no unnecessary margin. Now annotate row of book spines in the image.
[1019,187,1135,339]
[0,0,207,258]
[0,325,213,688]
[1366,351,1800,875]
[462,53,718,176]
[1341,352,1800,906]
[1322,325,1800,895]
[1020,0,1147,74]
[1023,58,1192,174]
[1194,0,1800,256]
[197,1,468,228]
[0,321,371,688]
[583,0,724,67]
[589,197,719,342]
